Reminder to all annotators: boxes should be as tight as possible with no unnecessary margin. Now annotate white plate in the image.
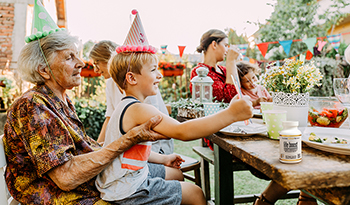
[302,127,350,155]
[253,109,262,118]
[219,121,267,136]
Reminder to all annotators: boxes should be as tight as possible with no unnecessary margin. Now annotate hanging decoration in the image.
[237,44,248,56]
[279,40,293,56]
[160,45,167,54]
[302,38,317,55]
[178,45,186,58]
[327,34,341,51]
[305,50,313,60]
[257,43,269,58]
[317,40,327,51]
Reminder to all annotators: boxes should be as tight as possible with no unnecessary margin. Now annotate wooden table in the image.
[208,118,350,205]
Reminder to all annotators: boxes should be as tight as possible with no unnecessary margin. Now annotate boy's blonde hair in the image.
[109,52,158,90]
[236,61,261,79]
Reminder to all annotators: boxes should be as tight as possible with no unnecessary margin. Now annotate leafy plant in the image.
[255,0,349,60]
[74,98,106,140]
[169,98,203,119]
[309,56,344,97]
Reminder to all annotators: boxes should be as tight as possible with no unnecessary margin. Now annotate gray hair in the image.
[17,30,81,84]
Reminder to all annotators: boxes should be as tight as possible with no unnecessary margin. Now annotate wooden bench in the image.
[193,146,300,203]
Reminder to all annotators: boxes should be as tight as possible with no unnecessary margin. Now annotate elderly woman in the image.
[3,30,166,204]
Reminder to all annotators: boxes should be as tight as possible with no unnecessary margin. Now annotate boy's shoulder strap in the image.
[119,96,140,135]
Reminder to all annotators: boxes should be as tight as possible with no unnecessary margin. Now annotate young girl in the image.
[95,49,253,205]
[237,61,272,109]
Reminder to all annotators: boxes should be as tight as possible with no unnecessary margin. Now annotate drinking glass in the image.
[333,78,350,128]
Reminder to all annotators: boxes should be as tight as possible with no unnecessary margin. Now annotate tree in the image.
[255,0,349,60]
[225,28,258,59]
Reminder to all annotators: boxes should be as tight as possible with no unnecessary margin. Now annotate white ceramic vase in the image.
[272,92,310,127]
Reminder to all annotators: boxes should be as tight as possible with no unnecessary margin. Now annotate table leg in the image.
[214,144,233,204]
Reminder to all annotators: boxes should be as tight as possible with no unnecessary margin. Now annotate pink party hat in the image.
[116,10,156,54]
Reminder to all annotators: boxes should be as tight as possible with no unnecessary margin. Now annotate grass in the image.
[174,139,300,205]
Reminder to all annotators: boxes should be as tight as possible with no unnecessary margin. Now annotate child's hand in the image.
[253,97,268,107]
[163,154,185,169]
[228,96,253,121]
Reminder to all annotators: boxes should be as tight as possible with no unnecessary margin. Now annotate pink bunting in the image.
[317,40,327,51]
[257,43,269,58]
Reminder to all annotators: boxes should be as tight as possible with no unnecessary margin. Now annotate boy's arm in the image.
[124,96,253,142]
[148,151,184,169]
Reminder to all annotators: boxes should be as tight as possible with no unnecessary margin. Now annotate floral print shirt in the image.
[190,63,237,103]
[3,84,111,205]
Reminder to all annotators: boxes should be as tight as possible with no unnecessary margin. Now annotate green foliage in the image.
[309,57,344,97]
[83,40,95,61]
[326,42,349,58]
[257,0,349,60]
[74,98,106,140]
[169,98,204,119]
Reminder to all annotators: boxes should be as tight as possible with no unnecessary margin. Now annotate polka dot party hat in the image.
[25,0,65,43]
[116,9,156,54]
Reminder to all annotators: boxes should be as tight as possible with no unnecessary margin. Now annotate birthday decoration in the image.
[317,40,327,51]
[302,38,317,55]
[116,10,157,54]
[237,44,248,56]
[279,40,293,56]
[160,45,168,54]
[25,0,65,43]
[327,34,341,51]
[178,45,186,58]
[257,43,269,58]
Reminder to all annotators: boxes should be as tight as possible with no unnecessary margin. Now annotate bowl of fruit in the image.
[308,97,348,128]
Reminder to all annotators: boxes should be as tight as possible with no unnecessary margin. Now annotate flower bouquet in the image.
[261,59,323,94]
[261,59,323,127]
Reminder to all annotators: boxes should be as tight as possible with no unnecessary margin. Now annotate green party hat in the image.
[25,0,65,43]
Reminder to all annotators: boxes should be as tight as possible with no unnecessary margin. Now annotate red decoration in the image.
[257,43,269,58]
[80,61,101,77]
[80,69,101,77]
[160,69,183,77]
[306,50,313,60]
[131,9,138,15]
[178,45,186,58]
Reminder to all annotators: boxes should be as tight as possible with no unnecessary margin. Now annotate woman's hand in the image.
[127,115,170,145]
[228,96,253,122]
[163,154,185,169]
[226,46,240,63]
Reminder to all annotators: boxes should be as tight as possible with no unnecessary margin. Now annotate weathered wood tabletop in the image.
[207,118,350,205]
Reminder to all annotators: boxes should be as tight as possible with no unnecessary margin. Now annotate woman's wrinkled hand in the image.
[228,96,253,121]
[129,115,169,144]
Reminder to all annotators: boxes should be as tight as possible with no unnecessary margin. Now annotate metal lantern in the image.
[191,67,214,103]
